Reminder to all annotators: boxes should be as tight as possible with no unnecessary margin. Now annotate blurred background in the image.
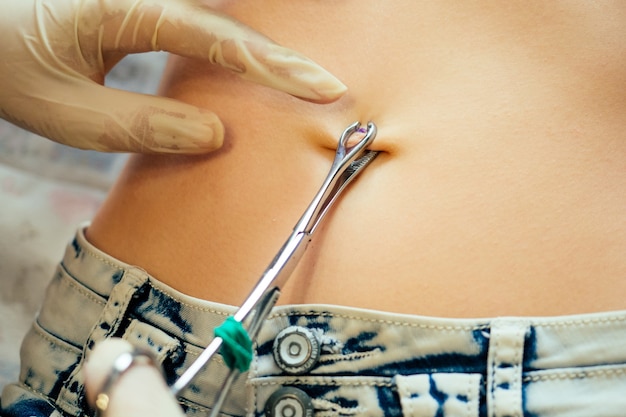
[0,52,168,391]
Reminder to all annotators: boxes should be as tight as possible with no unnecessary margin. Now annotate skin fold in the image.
[89,1,626,318]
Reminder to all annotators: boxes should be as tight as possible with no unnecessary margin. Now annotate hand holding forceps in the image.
[169,121,379,416]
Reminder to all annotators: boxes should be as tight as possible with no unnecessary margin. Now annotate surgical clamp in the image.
[170,121,379,416]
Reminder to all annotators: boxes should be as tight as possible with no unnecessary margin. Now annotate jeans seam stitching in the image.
[523,367,626,382]
[58,264,107,306]
[31,322,81,354]
[268,311,489,331]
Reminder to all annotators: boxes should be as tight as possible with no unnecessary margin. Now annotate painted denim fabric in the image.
[2,227,626,417]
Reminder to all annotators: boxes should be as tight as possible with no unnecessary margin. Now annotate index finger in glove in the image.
[83,0,347,103]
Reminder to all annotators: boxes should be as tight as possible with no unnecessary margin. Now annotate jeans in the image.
[2,226,626,417]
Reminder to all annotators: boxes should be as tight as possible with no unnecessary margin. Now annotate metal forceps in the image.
[170,121,379,416]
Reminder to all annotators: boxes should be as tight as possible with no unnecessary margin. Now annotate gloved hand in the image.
[85,339,185,417]
[0,1,347,153]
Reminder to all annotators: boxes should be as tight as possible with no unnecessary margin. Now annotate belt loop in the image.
[55,267,150,417]
[487,318,530,417]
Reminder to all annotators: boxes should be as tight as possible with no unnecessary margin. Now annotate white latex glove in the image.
[85,339,185,417]
[0,1,347,153]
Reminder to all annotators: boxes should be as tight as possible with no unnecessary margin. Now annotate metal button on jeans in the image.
[265,387,314,417]
[273,326,320,374]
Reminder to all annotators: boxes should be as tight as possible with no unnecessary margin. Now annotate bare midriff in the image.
[88,1,626,318]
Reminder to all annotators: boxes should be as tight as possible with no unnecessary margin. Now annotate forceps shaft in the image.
[170,122,379,414]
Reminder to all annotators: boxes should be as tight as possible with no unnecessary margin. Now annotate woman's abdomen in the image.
[88,1,626,317]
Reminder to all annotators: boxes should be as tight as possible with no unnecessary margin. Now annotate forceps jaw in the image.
[169,121,379,407]
[333,121,377,175]
[297,121,378,235]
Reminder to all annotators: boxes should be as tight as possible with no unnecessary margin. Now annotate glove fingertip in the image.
[148,109,225,154]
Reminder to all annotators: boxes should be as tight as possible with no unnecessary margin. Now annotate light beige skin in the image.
[90,1,626,318]
[0,0,345,153]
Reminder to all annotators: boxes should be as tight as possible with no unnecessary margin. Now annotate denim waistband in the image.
[6,225,626,417]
